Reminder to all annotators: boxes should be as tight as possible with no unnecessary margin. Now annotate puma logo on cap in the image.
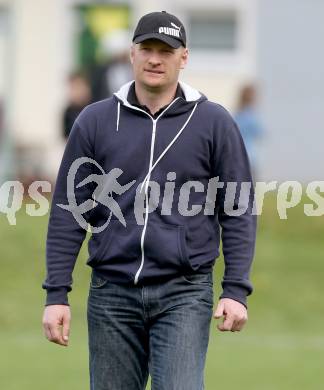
[158,26,181,37]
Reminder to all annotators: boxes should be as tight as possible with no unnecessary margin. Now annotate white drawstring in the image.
[140,102,198,193]
[116,101,121,132]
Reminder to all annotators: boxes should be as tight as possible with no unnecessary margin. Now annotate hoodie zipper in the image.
[115,94,198,285]
[134,119,156,284]
[133,99,180,285]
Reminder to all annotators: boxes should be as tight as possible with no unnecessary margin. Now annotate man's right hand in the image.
[42,305,71,347]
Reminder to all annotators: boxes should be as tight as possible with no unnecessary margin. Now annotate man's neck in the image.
[134,83,178,115]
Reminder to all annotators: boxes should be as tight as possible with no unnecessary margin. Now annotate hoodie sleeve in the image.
[212,106,257,309]
[42,111,96,306]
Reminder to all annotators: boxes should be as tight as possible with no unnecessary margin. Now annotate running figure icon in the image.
[77,168,136,227]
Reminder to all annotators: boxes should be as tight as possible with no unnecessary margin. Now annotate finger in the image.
[49,322,65,346]
[230,319,241,332]
[214,301,224,319]
[232,318,246,332]
[217,316,235,331]
[62,315,70,343]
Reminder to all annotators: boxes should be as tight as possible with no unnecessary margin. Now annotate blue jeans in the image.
[87,269,214,390]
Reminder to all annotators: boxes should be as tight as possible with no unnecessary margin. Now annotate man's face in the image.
[130,39,188,91]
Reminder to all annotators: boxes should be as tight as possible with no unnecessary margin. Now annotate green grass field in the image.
[0,194,323,389]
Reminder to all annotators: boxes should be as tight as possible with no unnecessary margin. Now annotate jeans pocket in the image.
[182,271,213,286]
[90,270,109,289]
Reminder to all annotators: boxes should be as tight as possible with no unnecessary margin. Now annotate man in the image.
[42,11,256,390]
[234,84,264,180]
[90,29,133,102]
[62,71,92,139]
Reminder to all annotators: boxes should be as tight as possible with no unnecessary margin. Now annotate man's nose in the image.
[148,53,161,66]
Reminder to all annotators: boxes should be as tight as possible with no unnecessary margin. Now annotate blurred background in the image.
[0,0,323,389]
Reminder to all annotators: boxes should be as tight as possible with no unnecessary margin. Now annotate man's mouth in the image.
[144,69,164,74]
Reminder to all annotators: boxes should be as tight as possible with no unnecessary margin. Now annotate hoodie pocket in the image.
[87,219,142,266]
[143,222,192,276]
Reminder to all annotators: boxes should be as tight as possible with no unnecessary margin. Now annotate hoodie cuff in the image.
[45,288,70,306]
[219,283,251,309]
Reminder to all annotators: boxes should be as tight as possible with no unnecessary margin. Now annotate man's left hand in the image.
[213,298,248,332]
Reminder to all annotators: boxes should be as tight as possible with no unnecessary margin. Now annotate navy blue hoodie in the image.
[42,80,256,308]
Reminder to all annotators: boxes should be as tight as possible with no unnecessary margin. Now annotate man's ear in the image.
[130,45,134,65]
[180,48,189,69]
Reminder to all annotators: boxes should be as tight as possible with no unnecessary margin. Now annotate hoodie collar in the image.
[113,80,206,131]
[114,79,204,108]
[127,81,185,119]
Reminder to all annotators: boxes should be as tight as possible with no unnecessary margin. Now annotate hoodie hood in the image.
[114,79,206,105]
[113,80,207,131]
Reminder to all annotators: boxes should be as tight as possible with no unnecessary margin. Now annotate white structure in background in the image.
[3,0,323,182]
[0,2,14,199]
[257,0,324,182]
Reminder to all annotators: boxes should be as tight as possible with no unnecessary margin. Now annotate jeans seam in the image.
[141,286,149,322]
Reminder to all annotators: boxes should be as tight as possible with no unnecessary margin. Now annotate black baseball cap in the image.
[132,11,186,49]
